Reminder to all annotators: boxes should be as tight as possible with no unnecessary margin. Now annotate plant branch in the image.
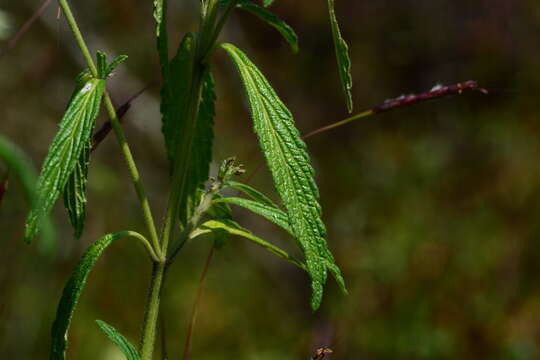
[303,80,488,139]
[57,0,162,260]
[126,230,161,263]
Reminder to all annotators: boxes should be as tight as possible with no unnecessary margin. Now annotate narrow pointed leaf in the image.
[194,219,305,269]
[105,55,129,78]
[327,0,353,113]
[156,0,169,80]
[60,71,97,240]
[263,0,274,7]
[221,43,345,309]
[161,33,195,168]
[25,77,105,242]
[0,135,55,248]
[187,70,216,211]
[236,1,298,53]
[224,180,278,208]
[50,231,134,360]
[62,141,90,239]
[153,0,164,36]
[162,33,216,224]
[214,197,292,235]
[96,320,140,360]
[96,51,107,79]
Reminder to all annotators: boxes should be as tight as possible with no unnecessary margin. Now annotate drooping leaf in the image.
[161,33,216,225]
[327,0,353,113]
[96,320,140,360]
[224,180,279,208]
[221,43,346,310]
[194,219,305,269]
[62,141,90,239]
[25,77,105,242]
[0,135,56,249]
[50,231,133,360]
[214,197,292,235]
[236,1,298,53]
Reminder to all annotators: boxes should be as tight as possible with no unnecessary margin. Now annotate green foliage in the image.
[207,194,233,248]
[161,32,216,225]
[224,180,278,208]
[153,0,164,36]
[105,55,129,77]
[161,33,196,167]
[215,196,293,235]
[50,232,129,360]
[96,320,141,360]
[194,219,305,269]
[221,43,345,310]
[263,0,274,7]
[25,77,105,242]
[236,1,298,53]
[62,141,90,239]
[327,0,353,113]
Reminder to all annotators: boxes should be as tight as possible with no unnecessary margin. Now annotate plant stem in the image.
[57,0,162,260]
[140,262,166,360]
[103,94,162,258]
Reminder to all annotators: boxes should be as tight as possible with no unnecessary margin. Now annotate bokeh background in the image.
[1,1,539,359]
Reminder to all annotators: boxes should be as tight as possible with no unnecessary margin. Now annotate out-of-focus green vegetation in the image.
[1,1,539,359]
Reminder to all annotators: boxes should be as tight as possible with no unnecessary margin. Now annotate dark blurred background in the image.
[2,1,539,359]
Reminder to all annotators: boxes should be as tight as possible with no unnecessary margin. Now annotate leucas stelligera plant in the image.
[19,1,351,359]
[3,1,487,359]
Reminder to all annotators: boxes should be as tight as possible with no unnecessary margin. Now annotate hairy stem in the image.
[140,262,166,360]
[57,0,162,260]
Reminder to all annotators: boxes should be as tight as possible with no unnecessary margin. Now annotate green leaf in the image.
[221,43,346,310]
[214,197,292,235]
[263,0,274,7]
[25,77,105,243]
[50,231,133,360]
[207,194,233,248]
[62,141,90,239]
[0,135,56,250]
[194,219,305,269]
[156,0,169,80]
[161,33,195,168]
[162,33,216,225]
[236,1,298,53]
[96,320,140,360]
[224,180,279,208]
[153,0,164,36]
[96,51,108,79]
[187,70,216,209]
[327,0,353,113]
[105,55,129,77]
